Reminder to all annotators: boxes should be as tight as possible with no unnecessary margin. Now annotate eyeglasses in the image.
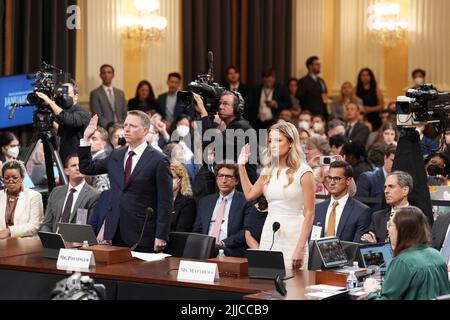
[3,176,21,183]
[217,174,235,181]
[325,176,345,182]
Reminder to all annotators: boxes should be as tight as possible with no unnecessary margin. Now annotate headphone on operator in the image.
[226,90,245,117]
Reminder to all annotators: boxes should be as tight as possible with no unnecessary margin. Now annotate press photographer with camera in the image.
[192,91,258,186]
[35,80,91,164]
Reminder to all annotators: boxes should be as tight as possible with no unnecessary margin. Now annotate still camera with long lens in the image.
[50,273,106,300]
[396,84,450,128]
[177,51,226,116]
[9,62,72,132]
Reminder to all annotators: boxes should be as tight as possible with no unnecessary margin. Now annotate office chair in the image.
[164,232,216,260]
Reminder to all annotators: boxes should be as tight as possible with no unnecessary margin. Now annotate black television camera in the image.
[396,84,450,128]
[50,273,106,300]
[177,52,226,116]
[9,62,72,132]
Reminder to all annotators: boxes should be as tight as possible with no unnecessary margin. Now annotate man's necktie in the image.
[107,88,117,121]
[124,151,136,185]
[211,197,227,243]
[61,188,76,223]
[325,201,339,237]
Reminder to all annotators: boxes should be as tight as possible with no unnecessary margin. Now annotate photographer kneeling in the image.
[36,80,91,164]
[192,92,257,198]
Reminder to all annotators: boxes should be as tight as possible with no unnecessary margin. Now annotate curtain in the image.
[0,0,5,75]
[6,0,77,77]
[182,0,292,87]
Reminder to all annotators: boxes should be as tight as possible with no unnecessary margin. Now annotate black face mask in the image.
[427,164,445,177]
[56,95,74,109]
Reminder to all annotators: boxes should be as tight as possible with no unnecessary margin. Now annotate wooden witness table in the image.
[0,237,347,300]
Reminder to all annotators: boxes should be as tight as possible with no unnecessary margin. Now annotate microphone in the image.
[269,222,280,250]
[207,51,214,80]
[130,207,154,251]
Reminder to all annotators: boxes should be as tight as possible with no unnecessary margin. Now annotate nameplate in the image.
[57,249,96,271]
[177,260,219,284]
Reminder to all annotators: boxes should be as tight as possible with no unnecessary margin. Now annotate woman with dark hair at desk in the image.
[0,160,43,239]
[363,206,450,300]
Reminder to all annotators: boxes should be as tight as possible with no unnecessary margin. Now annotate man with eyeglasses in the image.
[313,161,371,242]
[361,171,412,243]
[192,163,253,257]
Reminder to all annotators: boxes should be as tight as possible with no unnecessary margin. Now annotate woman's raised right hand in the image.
[238,144,251,165]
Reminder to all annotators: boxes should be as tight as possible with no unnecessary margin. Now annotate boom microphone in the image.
[207,51,214,80]
[130,207,154,251]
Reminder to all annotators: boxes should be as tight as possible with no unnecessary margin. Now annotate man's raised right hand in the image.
[83,115,98,141]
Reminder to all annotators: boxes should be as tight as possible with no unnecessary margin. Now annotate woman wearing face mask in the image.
[311,115,326,138]
[172,115,194,162]
[0,160,44,239]
[0,132,20,163]
[170,162,197,232]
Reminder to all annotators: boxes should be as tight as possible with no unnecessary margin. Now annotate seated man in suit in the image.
[314,161,371,242]
[344,102,370,145]
[41,154,100,233]
[192,163,253,257]
[432,212,450,271]
[361,171,412,243]
[356,145,396,213]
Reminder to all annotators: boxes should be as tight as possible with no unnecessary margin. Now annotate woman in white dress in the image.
[238,121,315,269]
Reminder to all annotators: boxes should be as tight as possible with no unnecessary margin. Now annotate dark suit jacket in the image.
[368,208,391,243]
[432,213,450,250]
[297,74,328,117]
[314,197,371,243]
[41,182,100,233]
[171,194,197,232]
[246,83,292,129]
[356,168,387,213]
[156,92,192,122]
[127,97,161,114]
[90,86,127,128]
[78,144,173,251]
[55,104,91,164]
[89,190,110,235]
[192,191,252,257]
[347,121,370,145]
[225,83,251,106]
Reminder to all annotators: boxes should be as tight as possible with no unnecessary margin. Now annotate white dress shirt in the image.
[61,180,86,218]
[325,193,350,235]
[208,190,235,242]
[124,140,148,174]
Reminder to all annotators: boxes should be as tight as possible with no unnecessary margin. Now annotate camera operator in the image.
[35,80,91,164]
[192,92,258,189]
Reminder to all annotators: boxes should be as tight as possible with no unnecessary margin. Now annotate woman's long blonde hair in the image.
[170,162,193,197]
[261,121,305,187]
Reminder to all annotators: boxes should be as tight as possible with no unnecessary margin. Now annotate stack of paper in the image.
[131,251,171,262]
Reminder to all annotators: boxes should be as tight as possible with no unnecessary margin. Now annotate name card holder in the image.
[57,249,95,271]
[177,260,219,284]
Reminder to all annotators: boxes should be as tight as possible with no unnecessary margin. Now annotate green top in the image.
[368,245,450,300]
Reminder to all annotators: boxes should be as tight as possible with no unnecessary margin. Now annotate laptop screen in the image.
[316,237,348,268]
[359,242,393,273]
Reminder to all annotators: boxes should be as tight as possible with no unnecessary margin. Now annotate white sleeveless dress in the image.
[260,163,313,269]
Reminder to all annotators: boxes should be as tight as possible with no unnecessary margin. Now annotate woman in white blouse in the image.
[0,160,43,239]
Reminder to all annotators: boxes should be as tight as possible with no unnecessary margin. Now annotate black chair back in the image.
[165,232,215,260]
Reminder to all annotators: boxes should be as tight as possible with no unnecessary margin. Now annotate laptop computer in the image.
[57,223,98,245]
[38,231,66,259]
[358,242,393,274]
[315,237,349,269]
[247,250,294,280]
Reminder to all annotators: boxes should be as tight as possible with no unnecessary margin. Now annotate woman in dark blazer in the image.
[127,80,160,114]
[170,162,197,232]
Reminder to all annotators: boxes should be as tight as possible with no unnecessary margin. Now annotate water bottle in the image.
[346,271,358,291]
[218,249,225,258]
[352,261,360,271]
[82,240,89,248]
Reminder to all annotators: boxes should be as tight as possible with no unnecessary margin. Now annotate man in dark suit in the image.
[361,171,412,243]
[192,163,253,257]
[344,102,370,145]
[36,80,91,164]
[432,213,450,267]
[90,64,127,128]
[224,66,251,106]
[156,72,186,125]
[356,145,396,213]
[78,110,173,253]
[246,67,292,129]
[41,154,99,233]
[314,161,371,242]
[297,56,328,119]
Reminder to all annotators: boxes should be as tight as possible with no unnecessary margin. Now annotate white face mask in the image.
[414,77,424,86]
[176,125,190,138]
[7,146,19,159]
[313,122,323,132]
[172,178,180,191]
[299,121,310,130]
